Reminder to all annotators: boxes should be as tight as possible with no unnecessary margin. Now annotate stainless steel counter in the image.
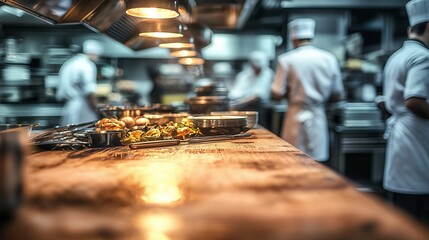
[0,103,64,128]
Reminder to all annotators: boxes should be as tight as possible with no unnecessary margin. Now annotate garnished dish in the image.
[95,117,150,132]
[123,118,201,143]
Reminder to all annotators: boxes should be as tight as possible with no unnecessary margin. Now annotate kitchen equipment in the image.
[161,113,189,123]
[35,130,125,150]
[98,106,154,119]
[31,121,97,142]
[211,111,258,129]
[83,131,125,148]
[187,96,229,114]
[194,84,229,97]
[128,132,252,149]
[2,65,30,81]
[192,115,247,135]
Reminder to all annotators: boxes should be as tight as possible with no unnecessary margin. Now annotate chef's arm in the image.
[272,92,285,101]
[405,97,429,120]
[328,91,342,103]
[86,93,98,112]
[271,62,287,101]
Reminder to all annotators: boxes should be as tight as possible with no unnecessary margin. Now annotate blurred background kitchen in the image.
[0,0,411,193]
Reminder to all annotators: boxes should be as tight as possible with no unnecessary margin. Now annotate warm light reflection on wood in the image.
[140,162,183,205]
[137,212,180,240]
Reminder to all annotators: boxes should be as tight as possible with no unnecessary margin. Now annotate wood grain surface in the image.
[2,128,429,240]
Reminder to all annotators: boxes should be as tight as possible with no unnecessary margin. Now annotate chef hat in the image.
[249,51,269,68]
[406,0,429,26]
[288,18,316,40]
[83,39,104,56]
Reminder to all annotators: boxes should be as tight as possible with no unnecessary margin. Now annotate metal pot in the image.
[82,131,125,148]
[194,85,229,97]
[187,96,229,114]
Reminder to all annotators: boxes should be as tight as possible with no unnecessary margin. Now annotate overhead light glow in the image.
[126,7,179,19]
[126,0,179,19]
[179,57,205,66]
[139,32,183,38]
[170,49,198,58]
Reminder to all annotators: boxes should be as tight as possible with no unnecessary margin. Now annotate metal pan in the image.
[31,121,96,142]
[34,130,125,150]
[80,131,125,148]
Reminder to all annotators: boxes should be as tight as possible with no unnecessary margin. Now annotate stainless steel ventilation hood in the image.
[0,0,263,51]
[0,0,212,51]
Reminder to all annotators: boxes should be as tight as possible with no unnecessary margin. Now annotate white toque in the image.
[83,39,104,56]
[406,0,429,26]
[288,18,316,40]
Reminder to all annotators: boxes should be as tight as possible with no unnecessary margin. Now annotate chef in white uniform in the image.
[271,18,344,162]
[383,0,429,221]
[56,39,104,125]
[229,51,274,103]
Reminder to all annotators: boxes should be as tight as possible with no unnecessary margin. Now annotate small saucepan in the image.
[79,131,126,148]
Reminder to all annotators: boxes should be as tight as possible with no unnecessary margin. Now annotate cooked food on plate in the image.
[95,118,126,132]
[123,118,201,143]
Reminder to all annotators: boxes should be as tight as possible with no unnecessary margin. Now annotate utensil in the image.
[31,120,96,142]
[128,132,252,149]
[33,140,90,151]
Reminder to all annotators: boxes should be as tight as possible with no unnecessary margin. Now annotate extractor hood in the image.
[0,0,256,51]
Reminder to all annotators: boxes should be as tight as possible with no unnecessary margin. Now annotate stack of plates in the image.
[211,111,258,129]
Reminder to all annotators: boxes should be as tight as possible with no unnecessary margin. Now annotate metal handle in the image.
[188,132,252,143]
[129,139,181,149]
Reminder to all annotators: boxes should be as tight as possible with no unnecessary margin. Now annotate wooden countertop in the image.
[3,128,429,240]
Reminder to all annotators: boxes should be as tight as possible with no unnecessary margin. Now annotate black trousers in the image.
[388,192,429,224]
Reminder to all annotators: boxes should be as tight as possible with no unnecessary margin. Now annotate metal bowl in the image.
[210,111,258,129]
[192,116,247,136]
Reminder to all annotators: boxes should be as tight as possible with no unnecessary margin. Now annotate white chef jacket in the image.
[229,66,274,102]
[272,44,343,161]
[56,54,98,125]
[383,40,429,194]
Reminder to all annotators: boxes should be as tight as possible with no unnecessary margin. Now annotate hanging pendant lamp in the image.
[138,19,183,38]
[179,57,205,65]
[159,35,195,49]
[170,48,198,58]
[126,0,179,19]
[178,52,205,65]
